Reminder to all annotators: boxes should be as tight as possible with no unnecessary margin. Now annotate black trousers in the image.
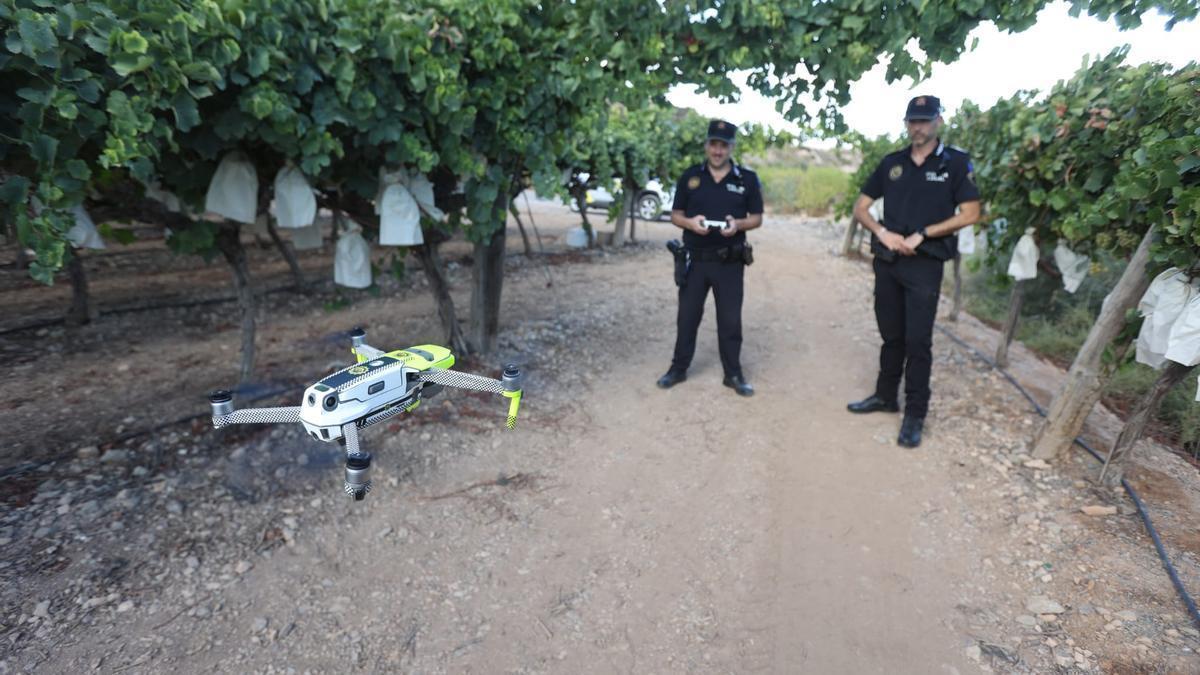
[670,260,744,378]
[873,255,944,419]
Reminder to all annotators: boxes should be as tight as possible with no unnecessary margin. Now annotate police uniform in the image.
[859,110,979,424]
[664,125,763,389]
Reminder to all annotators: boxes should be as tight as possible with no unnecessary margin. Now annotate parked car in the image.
[568,173,673,221]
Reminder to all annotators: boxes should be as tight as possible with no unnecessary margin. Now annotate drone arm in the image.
[211,405,301,429]
[352,343,387,363]
[410,365,523,429]
[342,421,361,455]
[410,369,505,394]
[348,326,386,363]
[502,389,522,430]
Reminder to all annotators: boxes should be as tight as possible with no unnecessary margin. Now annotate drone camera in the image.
[322,394,339,411]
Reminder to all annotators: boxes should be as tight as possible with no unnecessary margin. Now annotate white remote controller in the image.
[704,219,731,232]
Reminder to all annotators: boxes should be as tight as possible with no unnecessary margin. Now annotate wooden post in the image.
[1099,361,1197,485]
[995,279,1027,368]
[841,216,859,257]
[949,253,963,322]
[1032,224,1157,460]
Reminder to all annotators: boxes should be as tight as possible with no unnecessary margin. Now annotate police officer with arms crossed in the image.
[656,120,763,397]
[847,95,981,447]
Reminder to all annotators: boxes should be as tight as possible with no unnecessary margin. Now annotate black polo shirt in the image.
[672,161,764,249]
[861,141,980,260]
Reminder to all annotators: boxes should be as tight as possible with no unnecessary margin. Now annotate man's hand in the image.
[720,216,739,237]
[877,230,909,253]
[689,215,708,236]
[901,232,925,255]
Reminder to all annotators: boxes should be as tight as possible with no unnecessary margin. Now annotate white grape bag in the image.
[868,198,884,222]
[334,228,372,288]
[290,222,323,251]
[1053,240,1089,293]
[957,226,976,254]
[67,205,106,249]
[406,171,445,221]
[205,152,258,224]
[273,165,316,229]
[565,227,589,248]
[378,182,423,246]
[1163,280,1200,366]
[1007,228,1038,281]
[1135,269,1188,369]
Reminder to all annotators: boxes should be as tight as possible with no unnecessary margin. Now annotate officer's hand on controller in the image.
[689,215,709,235]
[720,216,739,237]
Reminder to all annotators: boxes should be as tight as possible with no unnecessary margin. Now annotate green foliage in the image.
[758,166,849,215]
[836,133,905,218]
[5,0,1198,284]
[949,49,1200,272]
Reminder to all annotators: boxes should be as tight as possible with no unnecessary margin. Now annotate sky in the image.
[666,1,1200,143]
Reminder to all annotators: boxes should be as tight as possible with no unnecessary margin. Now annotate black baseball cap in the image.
[707,119,737,143]
[904,95,942,121]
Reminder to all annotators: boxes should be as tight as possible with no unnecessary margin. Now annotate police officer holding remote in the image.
[657,120,763,397]
[847,95,981,447]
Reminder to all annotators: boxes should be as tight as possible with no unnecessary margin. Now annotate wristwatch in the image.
[918,226,929,240]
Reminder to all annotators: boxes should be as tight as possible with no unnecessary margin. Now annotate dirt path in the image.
[3,205,1199,673]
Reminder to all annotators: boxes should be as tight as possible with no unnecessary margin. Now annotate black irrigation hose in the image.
[934,323,1200,630]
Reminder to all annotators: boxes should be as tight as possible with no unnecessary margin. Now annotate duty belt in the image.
[689,244,743,263]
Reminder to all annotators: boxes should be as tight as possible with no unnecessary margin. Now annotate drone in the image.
[207,327,523,500]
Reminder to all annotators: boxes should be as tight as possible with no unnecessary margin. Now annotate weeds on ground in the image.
[960,251,1200,457]
[758,165,850,215]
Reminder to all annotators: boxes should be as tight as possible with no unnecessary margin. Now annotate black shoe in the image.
[898,416,924,448]
[657,370,687,389]
[846,395,899,414]
[723,374,755,397]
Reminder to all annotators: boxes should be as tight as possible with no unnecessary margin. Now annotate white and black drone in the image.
[208,327,523,500]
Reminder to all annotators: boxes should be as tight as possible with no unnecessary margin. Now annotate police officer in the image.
[657,120,763,397]
[847,95,981,447]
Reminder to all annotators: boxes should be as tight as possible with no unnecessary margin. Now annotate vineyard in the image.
[2,0,1200,672]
